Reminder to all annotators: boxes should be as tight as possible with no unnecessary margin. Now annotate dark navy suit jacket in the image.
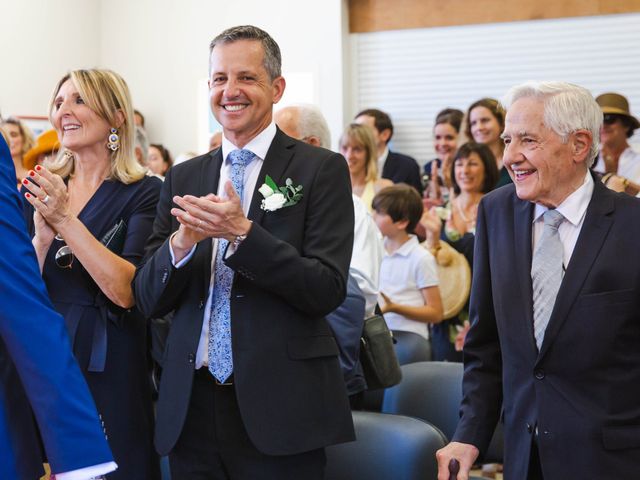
[0,138,113,478]
[135,128,355,456]
[453,179,640,478]
[382,150,423,194]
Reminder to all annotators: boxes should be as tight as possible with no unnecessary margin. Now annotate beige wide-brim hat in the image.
[596,93,640,130]
[421,241,471,320]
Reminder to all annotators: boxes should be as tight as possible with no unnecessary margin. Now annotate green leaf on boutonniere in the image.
[265,174,278,191]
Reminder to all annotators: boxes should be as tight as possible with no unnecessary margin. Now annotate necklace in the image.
[455,198,478,224]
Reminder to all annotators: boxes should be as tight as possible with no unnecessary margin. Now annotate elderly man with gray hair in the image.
[274,104,332,149]
[437,81,640,480]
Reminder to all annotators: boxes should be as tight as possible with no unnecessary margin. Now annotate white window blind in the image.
[351,13,640,167]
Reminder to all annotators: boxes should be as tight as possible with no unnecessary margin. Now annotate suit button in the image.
[198,300,204,309]
[526,423,533,433]
[534,369,545,380]
[188,353,195,364]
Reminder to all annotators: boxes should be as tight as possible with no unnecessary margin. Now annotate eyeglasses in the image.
[54,234,74,269]
[603,114,621,125]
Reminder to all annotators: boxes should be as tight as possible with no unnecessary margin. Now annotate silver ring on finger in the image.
[42,194,50,205]
[197,219,203,229]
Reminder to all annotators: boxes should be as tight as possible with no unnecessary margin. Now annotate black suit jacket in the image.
[382,150,423,194]
[134,128,355,456]
[453,179,640,479]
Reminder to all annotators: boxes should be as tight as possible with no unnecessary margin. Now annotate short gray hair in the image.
[296,104,331,149]
[134,125,149,163]
[501,81,602,167]
[209,25,281,80]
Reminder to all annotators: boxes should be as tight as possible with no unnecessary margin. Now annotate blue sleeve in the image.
[0,138,113,473]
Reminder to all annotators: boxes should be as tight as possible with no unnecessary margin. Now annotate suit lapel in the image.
[247,128,296,226]
[200,150,223,293]
[513,196,536,351]
[537,180,614,361]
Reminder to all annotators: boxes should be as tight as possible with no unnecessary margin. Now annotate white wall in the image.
[0,0,100,120]
[0,0,347,156]
[99,0,347,156]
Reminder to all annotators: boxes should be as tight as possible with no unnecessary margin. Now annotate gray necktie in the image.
[531,209,564,350]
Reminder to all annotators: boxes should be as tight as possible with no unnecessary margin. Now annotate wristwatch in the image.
[232,232,248,249]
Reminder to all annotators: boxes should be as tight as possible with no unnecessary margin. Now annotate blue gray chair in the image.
[361,330,432,411]
[382,361,504,463]
[325,410,446,480]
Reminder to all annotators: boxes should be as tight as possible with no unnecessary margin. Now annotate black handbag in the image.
[359,311,402,390]
[100,219,126,254]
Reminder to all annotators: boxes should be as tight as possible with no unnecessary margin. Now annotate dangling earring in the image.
[107,128,120,151]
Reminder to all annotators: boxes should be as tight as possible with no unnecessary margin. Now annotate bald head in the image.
[274,104,331,149]
[274,107,302,140]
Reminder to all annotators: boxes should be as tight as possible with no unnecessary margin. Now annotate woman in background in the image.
[423,108,464,206]
[1,116,35,186]
[420,142,498,361]
[22,69,161,479]
[339,123,392,212]
[147,143,173,177]
[465,98,511,188]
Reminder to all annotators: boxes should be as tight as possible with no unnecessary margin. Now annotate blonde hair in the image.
[1,117,35,156]
[47,69,146,184]
[339,123,379,183]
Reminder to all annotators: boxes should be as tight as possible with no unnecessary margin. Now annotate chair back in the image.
[382,361,504,461]
[392,330,432,364]
[325,410,446,480]
[383,361,462,439]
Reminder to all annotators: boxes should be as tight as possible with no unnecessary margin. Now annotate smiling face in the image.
[502,96,589,207]
[340,136,369,180]
[209,40,285,148]
[454,152,485,194]
[599,115,629,149]
[51,79,113,153]
[469,106,502,145]
[434,122,458,162]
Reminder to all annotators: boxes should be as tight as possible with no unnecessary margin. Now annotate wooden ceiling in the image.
[349,0,640,33]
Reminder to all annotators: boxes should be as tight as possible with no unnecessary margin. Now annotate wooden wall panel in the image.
[349,0,640,33]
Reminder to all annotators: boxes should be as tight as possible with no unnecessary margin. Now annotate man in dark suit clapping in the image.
[134,25,354,479]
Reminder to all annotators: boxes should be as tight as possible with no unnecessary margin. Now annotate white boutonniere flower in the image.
[259,175,303,212]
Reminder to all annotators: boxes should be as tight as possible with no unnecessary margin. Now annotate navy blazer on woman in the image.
[453,179,640,478]
[0,138,113,479]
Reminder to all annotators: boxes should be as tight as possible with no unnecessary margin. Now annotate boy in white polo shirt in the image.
[372,185,443,340]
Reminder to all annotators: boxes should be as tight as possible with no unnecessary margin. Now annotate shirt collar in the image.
[378,146,390,164]
[221,122,277,163]
[533,171,594,226]
[385,234,419,257]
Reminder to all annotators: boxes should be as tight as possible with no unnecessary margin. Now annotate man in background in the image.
[355,108,423,193]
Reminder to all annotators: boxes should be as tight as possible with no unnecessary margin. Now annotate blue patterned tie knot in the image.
[208,149,254,382]
[531,209,565,350]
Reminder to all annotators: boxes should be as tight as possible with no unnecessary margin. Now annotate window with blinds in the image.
[350,13,640,167]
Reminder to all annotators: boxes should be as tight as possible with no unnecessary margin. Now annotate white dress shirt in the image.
[377,146,389,178]
[170,122,276,369]
[532,171,594,269]
[593,146,640,184]
[350,195,384,317]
